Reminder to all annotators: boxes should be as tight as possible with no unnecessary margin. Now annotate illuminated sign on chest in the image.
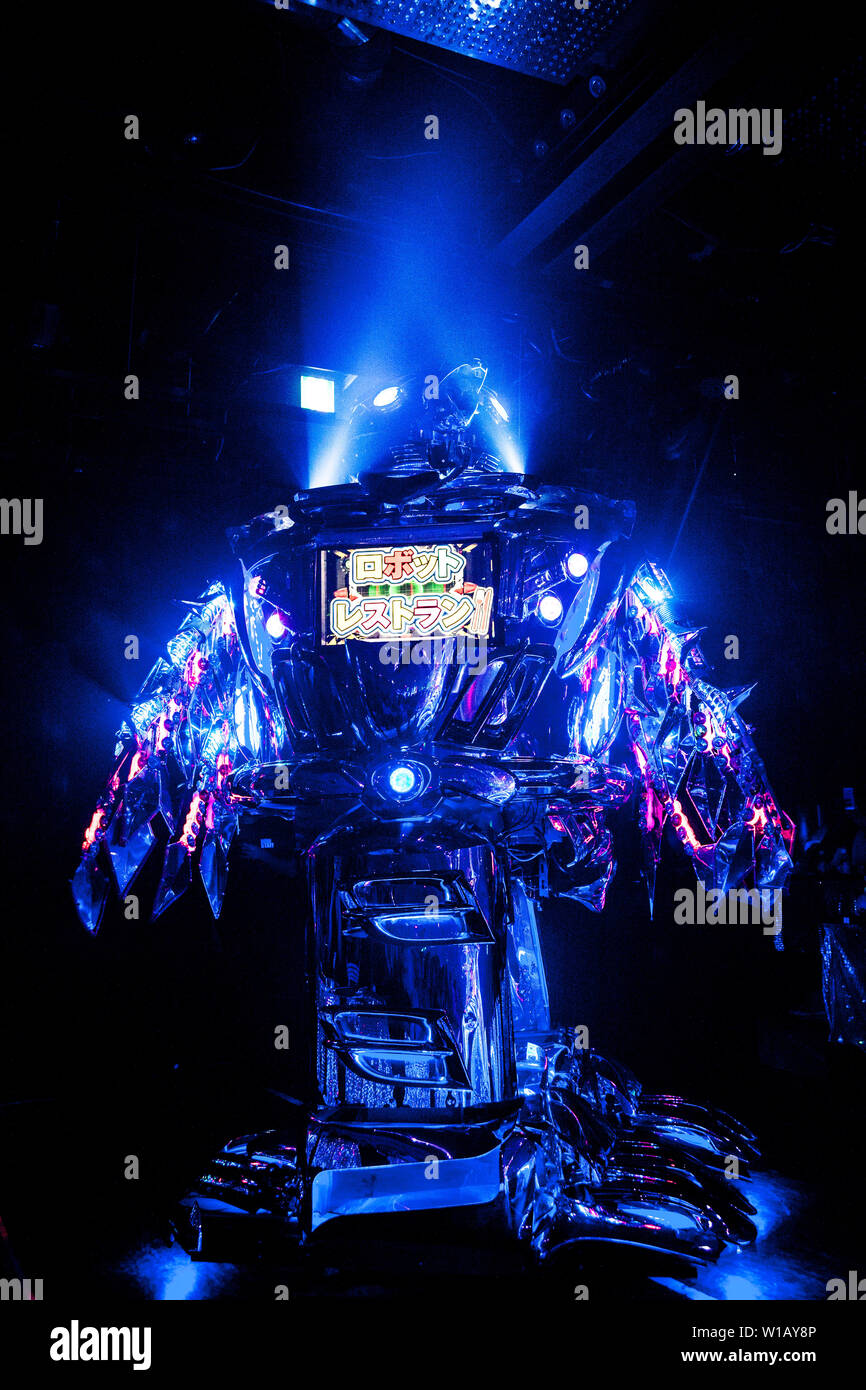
[326,543,493,642]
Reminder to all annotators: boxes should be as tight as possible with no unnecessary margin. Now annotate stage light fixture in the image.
[300,375,335,413]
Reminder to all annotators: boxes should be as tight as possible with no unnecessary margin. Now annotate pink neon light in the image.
[181,792,205,853]
[185,651,208,689]
[579,652,598,694]
[129,750,148,780]
[81,809,104,851]
[671,799,702,850]
[660,635,683,688]
[648,789,665,834]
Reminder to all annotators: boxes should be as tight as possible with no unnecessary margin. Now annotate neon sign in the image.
[322,542,494,643]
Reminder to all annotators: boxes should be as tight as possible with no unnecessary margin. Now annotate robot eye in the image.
[373,385,400,408]
[538,594,564,625]
[265,610,289,640]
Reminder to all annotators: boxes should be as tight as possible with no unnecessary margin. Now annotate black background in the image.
[1,0,864,1302]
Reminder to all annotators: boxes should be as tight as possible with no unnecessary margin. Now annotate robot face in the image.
[438,361,488,426]
[345,361,511,480]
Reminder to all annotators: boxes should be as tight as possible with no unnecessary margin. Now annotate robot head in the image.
[344,360,514,483]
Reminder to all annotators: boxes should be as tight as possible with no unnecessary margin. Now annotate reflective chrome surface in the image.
[74,366,797,1278]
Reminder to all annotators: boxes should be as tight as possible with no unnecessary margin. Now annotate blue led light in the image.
[300,375,335,413]
[389,765,417,795]
[567,551,588,579]
[538,594,563,625]
[373,385,400,408]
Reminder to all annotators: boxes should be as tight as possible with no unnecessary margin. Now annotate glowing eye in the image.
[641,582,666,604]
[538,594,563,625]
[388,765,417,795]
[265,611,289,639]
[567,552,588,579]
[489,394,509,422]
[373,385,400,408]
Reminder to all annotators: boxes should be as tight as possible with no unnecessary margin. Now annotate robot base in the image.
[173,1035,758,1278]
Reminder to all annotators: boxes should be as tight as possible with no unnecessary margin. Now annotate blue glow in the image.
[650,1276,714,1300]
[719,1274,766,1300]
[567,551,589,579]
[161,1262,199,1301]
[746,1171,794,1239]
[389,765,417,795]
[641,581,666,604]
[112,1240,239,1301]
[300,374,335,413]
[309,415,354,489]
[538,594,563,625]
[489,394,509,422]
[497,433,524,474]
[653,1174,820,1302]
[373,385,400,407]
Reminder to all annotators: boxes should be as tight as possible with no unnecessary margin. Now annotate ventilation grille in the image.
[314,0,637,85]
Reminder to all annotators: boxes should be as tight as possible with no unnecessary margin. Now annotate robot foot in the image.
[508,1031,758,1265]
[172,1042,758,1278]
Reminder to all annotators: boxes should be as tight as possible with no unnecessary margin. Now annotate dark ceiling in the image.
[1,0,863,829]
[6,0,861,509]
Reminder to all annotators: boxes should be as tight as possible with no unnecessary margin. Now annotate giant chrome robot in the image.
[73,362,794,1270]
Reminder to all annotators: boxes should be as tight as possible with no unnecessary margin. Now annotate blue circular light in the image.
[567,551,588,579]
[373,385,400,408]
[538,594,563,625]
[388,765,417,795]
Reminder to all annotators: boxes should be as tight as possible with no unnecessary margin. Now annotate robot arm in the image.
[72,582,245,931]
[553,543,793,910]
